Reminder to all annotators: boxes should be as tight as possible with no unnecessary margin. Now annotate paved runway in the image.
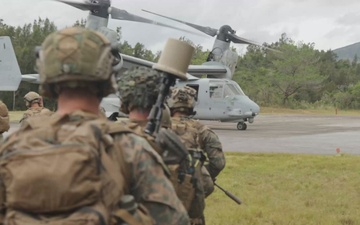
[5,114,360,155]
[205,114,360,155]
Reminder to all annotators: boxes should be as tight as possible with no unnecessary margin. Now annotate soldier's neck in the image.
[172,112,188,118]
[57,91,100,116]
[30,103,41,108]
[128,109,150,121]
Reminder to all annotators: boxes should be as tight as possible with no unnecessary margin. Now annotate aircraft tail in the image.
[0,36,21,91]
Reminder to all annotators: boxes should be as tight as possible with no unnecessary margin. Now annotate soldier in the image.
[118,67,205,224]
[0,100,10,142]
[19,91,53,124]
[0,27,189,225]
[167,86,226,221]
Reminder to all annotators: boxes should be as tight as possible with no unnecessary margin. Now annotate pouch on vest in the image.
[0,116,153,225]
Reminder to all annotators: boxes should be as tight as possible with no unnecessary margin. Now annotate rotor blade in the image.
[228,33,262,45]
[55,0,100,11]
[229,33,281,52]
[142,9,218,37]
[110,7,202,36]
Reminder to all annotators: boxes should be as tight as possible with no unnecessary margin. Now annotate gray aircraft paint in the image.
[0,37,21,91]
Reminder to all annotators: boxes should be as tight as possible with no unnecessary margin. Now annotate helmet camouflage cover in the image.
[117,67,162,114]
[36,27,117,98]
[167,86,197,111]
[24,91,41,103]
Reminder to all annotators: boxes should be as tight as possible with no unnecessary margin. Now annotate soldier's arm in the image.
[0,179,5,224]
[198,125,226,179]
[111,133,190,225]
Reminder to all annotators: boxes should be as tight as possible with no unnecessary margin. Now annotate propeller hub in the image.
[89,0,110,18]
[217,25,235,42]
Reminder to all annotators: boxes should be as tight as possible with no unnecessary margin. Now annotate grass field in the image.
[206,152,360,225]
[8,111,24,122]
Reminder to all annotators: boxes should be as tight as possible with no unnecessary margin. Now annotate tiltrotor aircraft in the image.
[0,0,261,130]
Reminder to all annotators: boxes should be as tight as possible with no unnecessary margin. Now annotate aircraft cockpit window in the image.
[209,84,223,99]
[225,83,244,96]
[232,82,245,96]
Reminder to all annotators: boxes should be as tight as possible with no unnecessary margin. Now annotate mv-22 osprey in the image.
[0,0,261,130]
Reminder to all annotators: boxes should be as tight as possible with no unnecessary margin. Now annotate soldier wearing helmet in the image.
[168,86,226,225]
[0,101,10,142]
[0,27,189,225]
[19,91,53,125]
[118,66,205,224]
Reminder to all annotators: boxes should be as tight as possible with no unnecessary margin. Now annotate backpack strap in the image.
[104,122,136,193]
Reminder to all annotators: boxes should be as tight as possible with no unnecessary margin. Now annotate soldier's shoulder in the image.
[112,131,165,168]
[0,101,9,116]
[41,107,54,115]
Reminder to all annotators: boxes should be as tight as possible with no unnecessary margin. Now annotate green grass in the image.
[8,111,24,122]
[205,152,360,225]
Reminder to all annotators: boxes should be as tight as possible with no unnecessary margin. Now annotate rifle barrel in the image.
[214,182,242,205]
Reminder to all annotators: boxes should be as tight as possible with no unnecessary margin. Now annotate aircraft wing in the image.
[188,64,228,76]
[121,54,229,79]
[21,74,40,84]
[121,54,154,69]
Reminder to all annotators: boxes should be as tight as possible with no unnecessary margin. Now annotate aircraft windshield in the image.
[226,83,245,96]
[209,80,246,99]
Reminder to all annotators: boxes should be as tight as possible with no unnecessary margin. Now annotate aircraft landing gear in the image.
[237,122,247,130]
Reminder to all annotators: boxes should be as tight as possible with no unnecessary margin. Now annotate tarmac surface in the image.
[5,114,360,155]
[205,114,360,155]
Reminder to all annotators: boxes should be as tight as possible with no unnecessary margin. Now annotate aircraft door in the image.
[206,80,227,119]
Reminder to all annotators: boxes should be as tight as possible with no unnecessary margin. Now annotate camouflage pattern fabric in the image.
[117,67,162,114]
[19,107,53,124]
[167,86,197,112]
[87,113,189,225]
[171,117,225,197]
[36,27,117,98]
[0,111,189,225]
[118,118,204,222]
[0,101,10,134]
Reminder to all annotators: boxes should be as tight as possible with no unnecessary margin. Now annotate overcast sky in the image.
[1,0,360,54]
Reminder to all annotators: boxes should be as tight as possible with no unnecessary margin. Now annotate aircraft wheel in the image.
[237,122,247,130]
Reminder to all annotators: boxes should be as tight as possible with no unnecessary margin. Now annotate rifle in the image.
[144,38,194,166]
[145,38,194,136]
[214,182,242,205]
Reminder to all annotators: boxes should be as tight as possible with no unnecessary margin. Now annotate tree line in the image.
[1,18,360,111]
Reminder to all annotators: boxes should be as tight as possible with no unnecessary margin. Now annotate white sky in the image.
[1,0,360,54]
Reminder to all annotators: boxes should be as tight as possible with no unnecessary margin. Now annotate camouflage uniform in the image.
[171,116,225,197]
[0,27,189,225]
[168,86,226,197]
[0,101,10,142]
[118,67,204,223]
[20,91,53,124]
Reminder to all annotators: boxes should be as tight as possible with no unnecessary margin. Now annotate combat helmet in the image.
[36,27,120,99]
[167,86,197,115]
[117,67,162,114]
[24,91,41,107]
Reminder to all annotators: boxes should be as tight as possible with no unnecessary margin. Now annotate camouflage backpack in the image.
[120,118,205,219]
[170,117,206,219]
[0,101,10,133]
[0,114,153,225]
